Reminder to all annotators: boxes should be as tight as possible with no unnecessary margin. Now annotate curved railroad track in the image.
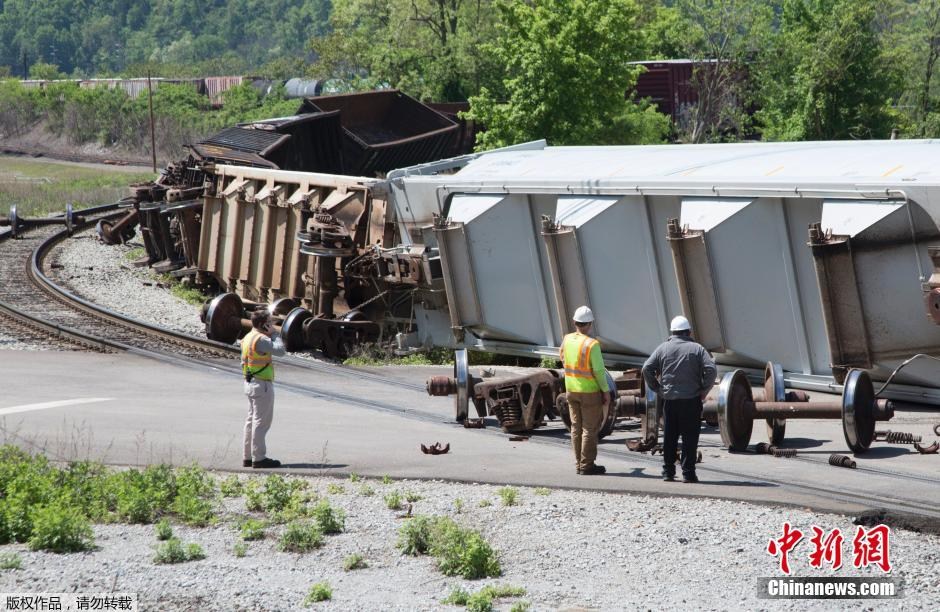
[1,208,937,521]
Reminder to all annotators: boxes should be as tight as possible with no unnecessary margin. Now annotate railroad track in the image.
[1,208,937,521]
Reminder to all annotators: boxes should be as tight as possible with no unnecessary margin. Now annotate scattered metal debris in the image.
[508,435,529,442]
[626,438,657,452]
[420,442,450,455]
[914,441,939,454]
[829,454,857,469]
[462,418,485,429]
[769,447,797,458]
[875,431,923,444]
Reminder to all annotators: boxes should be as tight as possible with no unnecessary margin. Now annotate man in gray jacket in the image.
[642,315,717,483]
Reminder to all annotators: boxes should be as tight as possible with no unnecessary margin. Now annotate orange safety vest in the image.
[241,329,274,382]
[560,332,601,393]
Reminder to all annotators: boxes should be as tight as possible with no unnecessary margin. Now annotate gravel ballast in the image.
[1,474,936,611]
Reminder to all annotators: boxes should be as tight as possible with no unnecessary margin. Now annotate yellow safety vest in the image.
[560,332,603,393]
[241,329,274,382]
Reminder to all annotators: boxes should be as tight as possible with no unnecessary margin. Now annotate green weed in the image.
[442,586,470,605]
[381,475,392,485]
[278,521,323,553]
[348,473,361,483]
[303,582,332,605]
[27,504,95,553]
[342,553,367,571]
[533,487,550,496]
[478,499,491,508]
[498,487,518,507]
[311,500,345,535]
[326,483,345,495]
[0,552,22,570]
[384,491,403,510]
[154,518,173,541]
[509,601,532,612]
[219,475,243,498]
[453,498,464,514]
[358,484,375,497]
[404,491,422,503]
[239,518,265,541]
[397,515,501,579]
[153,537,204,564]
[233,541,247,558]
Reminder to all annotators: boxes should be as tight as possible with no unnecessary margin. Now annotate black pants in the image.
[662,397,702,477]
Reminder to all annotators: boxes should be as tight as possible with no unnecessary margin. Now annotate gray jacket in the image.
[642,335,717,400]
[251,332,286,358]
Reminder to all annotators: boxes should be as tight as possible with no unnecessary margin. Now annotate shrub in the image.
[358,484,375,497]
[311,500,345,535]
[278,521,323,553]
[384,491,403,510]
[28,504,94,553]
[111,465,177,524]
[153,537,204,564]
[220,475,243,498]
[244,480,265,512]
[533,487,550,496]
[233,542,247,558]
[498,487,517,507]
[240,518,266,541]
[262,475,293,513]
[342,553,367,571]
[326,483,345,495]
[467,591,493,612]
[397,516,436,556]
[303,582,332,604]
[0,552,22,570]
[155,518,173,541]
[429,519,501,579]
[404,491,422,503]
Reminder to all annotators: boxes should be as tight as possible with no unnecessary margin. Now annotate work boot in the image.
[580,464,606,475]
[242,459,252,468]
[662,471,675,482]
[682,473,699,483]
[252,458,282,469]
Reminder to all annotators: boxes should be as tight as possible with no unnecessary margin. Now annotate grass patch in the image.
[342,344,453,366]
[453,498,464,514]
[381,475,392,485]
[154,518,173,541]
[358,484,375,497]
[165,277,207,306]
[303,582,332,605]
[123,247,146,261]
[0,552,22,570]
[533,487,550,496]
[384,491,403,510]
[326,483,345,495]
[498,487,518,507]
[278,521,323,553]
[342,553,367,571]
[509,602,531,612]
[404,491,422,503]
[397,516,501,579]
[233,541,247,558]
[442,586,470,605]
[539,356,562,369]
[153,538,205,564]
[348,473,361,483]
[0,156,153,217]
[478,499,492,508]
[239,518,266,541]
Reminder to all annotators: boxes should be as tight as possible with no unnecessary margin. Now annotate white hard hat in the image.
[670,315,691,332]
[572,306,594,323]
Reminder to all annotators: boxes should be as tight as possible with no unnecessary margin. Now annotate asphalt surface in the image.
[2,351,939,520]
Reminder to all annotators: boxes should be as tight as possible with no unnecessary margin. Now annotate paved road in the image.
[2,351,939,519]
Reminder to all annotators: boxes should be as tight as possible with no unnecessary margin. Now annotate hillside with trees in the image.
[1,0,940,161]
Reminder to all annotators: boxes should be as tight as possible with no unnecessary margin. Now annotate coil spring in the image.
[491,402,522,428]
[829,454,857,468]
[769,447,797,458]
[885,431,922,444]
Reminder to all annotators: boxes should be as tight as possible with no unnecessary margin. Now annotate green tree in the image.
[310,0,499,101]
[757,0,899,140]
[466,0,670,148]
[28,61,65,80]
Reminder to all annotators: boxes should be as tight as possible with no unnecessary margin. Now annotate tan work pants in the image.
[244,380,275,462]
[568,391,604,471]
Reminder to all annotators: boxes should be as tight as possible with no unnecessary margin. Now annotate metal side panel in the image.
[198,196,223,274]
[668,229,724,352]
[433,223,482,330]
[269,206,288,294]
[541,226,589,339]
[284,206,305,298]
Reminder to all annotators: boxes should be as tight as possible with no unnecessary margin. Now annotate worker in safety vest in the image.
[560,306,610,475]
[642,315,717,483]
[241,308,286,469]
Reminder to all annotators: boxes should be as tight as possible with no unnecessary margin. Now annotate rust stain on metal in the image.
[913,441,939,454]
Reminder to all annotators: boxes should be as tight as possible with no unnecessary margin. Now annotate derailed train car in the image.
[108,128,940,450]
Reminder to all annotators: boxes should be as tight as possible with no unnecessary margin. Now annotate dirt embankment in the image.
[1,122,162,168]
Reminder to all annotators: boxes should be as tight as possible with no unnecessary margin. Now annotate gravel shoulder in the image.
[3,228,937,611]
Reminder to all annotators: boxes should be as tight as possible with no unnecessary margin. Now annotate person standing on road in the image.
[560,306,610,476]
[241,308,286,469]
[642,315,716,483]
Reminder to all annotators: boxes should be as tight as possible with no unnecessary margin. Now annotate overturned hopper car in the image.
[208,140,940,404]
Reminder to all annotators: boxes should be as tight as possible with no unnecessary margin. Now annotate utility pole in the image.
[147,70,157,174]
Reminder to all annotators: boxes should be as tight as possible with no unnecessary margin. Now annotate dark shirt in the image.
[642,335,717,400]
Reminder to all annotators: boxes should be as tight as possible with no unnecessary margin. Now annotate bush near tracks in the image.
[0,445,219,551]
[397,515,501,580]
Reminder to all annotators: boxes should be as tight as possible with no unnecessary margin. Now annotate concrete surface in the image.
[1,351,938,520]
